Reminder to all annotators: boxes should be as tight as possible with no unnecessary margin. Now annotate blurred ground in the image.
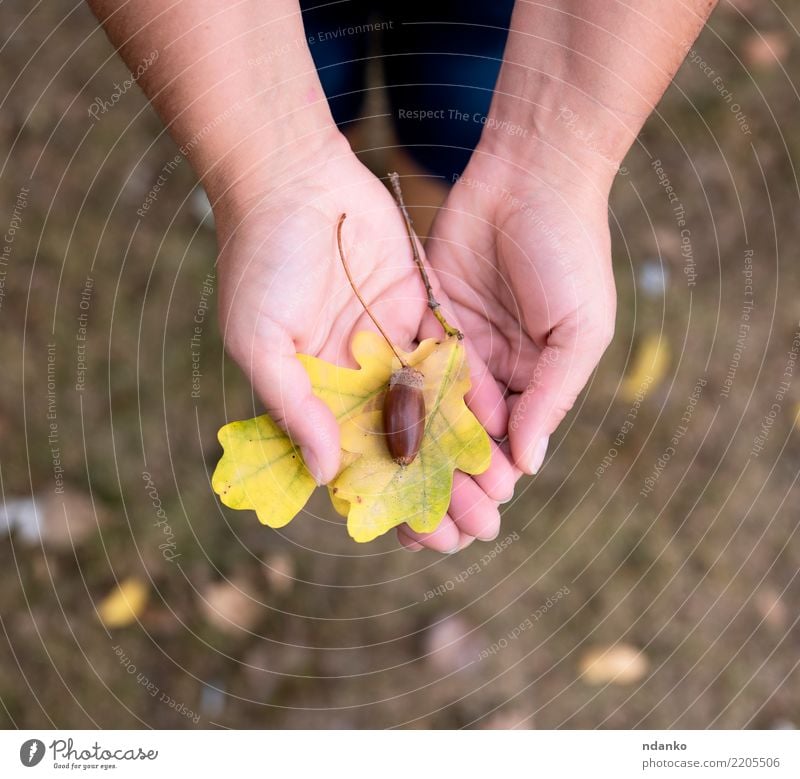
[1,1,799,729]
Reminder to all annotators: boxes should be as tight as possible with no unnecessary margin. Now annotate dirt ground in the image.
[1,1,799,729]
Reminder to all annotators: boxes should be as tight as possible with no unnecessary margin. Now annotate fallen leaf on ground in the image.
[754,588,787,630]
[620,333,669,402]
[579,644,649,685]
[200,579,261,634]
[261,551,295,595]
[98,577,149,628]
[481,709,533,730]
[742,32,789,69]
[422,614,482,674]
[34,489,106,549]
[213,332,491,542]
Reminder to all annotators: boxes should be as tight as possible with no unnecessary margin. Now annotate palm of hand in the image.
[428,156,616,470]
[218,155,427,374]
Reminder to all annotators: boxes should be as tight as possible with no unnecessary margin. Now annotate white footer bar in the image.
[1,730,797,777]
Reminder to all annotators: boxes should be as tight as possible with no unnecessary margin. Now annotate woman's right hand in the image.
[214,131,516,552]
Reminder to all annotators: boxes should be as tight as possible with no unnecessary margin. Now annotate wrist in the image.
[191,53,342,210]
[472,127,617,207]
[477,15,652,197]
[202,104,345,206]
[207,121,352,234]
[477,75,631,197]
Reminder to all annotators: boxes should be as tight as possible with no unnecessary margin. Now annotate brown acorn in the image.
[383,366,426,466]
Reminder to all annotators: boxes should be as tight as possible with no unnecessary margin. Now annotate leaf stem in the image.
[336,213,409,368]
[389,172,463,340]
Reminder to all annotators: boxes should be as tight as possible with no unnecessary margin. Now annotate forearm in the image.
[483,0,718,185]
[86,0,339,206]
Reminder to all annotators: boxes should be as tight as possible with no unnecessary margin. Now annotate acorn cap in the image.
[389,366,424,390]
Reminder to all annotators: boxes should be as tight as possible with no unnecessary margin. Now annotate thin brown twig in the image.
[388,171,463,340]
[336,213,408,367]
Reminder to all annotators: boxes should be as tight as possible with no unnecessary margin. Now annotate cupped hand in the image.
[426,148,617,480]
[214,133,515,552]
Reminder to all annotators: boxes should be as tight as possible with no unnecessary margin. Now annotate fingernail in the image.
[528,436,549,474]
[300,446,324,485]
[500,490,514,504]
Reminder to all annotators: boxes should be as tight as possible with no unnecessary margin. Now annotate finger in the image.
[471,439,520,503]
[461,339,509,440]
[449,471,500,541]
[508,315,613,474]
[400,513,461,553]
[399,526,474,552]
[237,321,341,484]
[457,532,477,551]
[419,308,508,439]
[397,528,424,552]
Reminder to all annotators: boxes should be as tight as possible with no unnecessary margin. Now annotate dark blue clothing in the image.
[299,0,515,180]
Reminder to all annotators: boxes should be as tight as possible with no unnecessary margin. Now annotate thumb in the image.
[508,317,613,474]
[233,321,341,485]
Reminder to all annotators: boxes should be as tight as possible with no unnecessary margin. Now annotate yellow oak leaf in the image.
[212,415,316,528]
[212,331,491,542]
[620,333,670,402]
[296,331,437,423]
[98,577,149,628]
[327,334,491,542]
[328,453,358,517]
